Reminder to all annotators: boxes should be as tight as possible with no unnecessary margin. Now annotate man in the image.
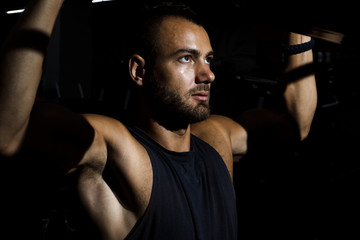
[0,0,317,239]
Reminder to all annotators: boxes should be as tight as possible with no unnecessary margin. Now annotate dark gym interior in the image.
[1,0,359,239]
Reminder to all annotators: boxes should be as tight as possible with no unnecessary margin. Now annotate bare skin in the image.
[0,1,317,239]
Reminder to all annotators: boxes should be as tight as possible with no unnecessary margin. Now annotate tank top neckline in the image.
[128,125,196,159]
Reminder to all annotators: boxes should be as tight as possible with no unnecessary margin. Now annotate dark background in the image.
[1,0,360,239]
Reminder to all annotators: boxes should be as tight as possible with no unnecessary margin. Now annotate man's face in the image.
[145,16,215,127]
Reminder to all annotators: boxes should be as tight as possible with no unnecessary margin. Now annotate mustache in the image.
[188,85,211,95]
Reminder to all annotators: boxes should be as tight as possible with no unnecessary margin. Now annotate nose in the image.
[195,62,215,84]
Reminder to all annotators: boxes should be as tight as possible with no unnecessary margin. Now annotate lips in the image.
[192,91,209,101]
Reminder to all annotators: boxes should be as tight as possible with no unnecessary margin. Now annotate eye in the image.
[205,56,213,65]
[179,55,192,63]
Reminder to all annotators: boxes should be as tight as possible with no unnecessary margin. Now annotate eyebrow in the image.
[172,48,214,58]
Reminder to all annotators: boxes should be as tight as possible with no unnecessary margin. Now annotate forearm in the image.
[0,0,65,156]
[282,33,317,140]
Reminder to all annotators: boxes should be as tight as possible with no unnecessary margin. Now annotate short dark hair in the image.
[129,1,203,65]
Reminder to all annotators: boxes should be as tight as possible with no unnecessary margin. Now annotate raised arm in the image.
[0,0,65,156]
[191,29,317,163]
[231,30,317,156]
[282,33,317,140]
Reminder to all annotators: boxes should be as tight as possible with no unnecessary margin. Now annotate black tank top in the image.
[125,126,238,240]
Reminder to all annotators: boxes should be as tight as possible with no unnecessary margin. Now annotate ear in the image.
[129,54,146,86]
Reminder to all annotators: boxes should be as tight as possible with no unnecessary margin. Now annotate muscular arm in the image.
[233,31,316,151]
[0,0,65,156]
[193,31,317,166]
[282,33,317,140]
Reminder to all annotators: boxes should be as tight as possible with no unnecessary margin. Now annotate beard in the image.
[145,74,211,130]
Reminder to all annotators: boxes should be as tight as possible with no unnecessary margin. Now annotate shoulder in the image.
[82,114,149,169]
[191,115,247,149]
[191,115,247,177]
[82,114,146,155]
[82,113,130,140]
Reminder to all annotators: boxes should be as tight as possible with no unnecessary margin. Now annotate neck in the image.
[133,109,192,152]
